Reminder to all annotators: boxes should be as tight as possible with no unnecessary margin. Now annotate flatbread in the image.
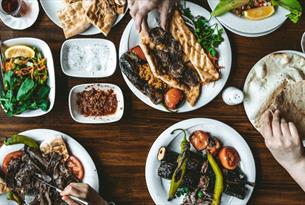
[64,0,81,4]
[0,177,9,194]
[170,10,219,84]
[40,135,70,161]
[114,0,126,14]
[255,80,305,138]
[86,0,117,36]
[57,1,91,38]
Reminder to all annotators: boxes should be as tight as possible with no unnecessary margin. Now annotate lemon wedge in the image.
[244,6,275,20]
[4,45,35,58]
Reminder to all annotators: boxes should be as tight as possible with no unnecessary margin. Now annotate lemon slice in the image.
[244,6,275,20]
[4,45,35,58]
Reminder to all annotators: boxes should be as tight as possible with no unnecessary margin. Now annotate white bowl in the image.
[60,38,117,78]
[69,83,124,124]
[2,38,56,117]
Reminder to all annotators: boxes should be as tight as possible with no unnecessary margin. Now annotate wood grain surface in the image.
[1,1,305,204]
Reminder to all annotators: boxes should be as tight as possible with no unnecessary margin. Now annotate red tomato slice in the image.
[2,151,24,174]
[130,46,146,61]
[66,155,84,180]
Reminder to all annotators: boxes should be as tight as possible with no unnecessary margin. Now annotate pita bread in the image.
[170,10,219,84]
[57,1,91,38]
[86,0,117,36]
[114,0,126,14]
[40,135,70,161]
[0,177,9,194]
[256,80,305,137]
[64,0,81,4]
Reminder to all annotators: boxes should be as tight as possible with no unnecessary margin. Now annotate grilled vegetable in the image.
[218,147,240,170]
[207,152,223,205]
[207,137,221,155]
[168,129,190,201]
[4,135,39,149]
[190,130,209,151]
[130,46,146,61]
[157,146,178,162]
[164,88,184,110]
[7,191,22,204]
[2,151,24,174]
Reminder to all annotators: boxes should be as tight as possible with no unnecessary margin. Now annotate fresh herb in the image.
[272,0,303,23]
[182,7,224,58]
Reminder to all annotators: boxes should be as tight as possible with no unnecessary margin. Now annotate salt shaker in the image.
[222,86,244,105]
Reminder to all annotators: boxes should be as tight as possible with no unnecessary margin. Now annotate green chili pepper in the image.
[7,191,22,205]
[168,129,190,201]
[4,134,39,149]
[207,152,224,205]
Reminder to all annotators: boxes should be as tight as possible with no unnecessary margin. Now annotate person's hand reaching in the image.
[61,183,109,205]
[128,0,178,35]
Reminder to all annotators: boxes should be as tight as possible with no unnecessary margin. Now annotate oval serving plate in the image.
[69,83,124,124]
[60,38,117,78]
[2,38,56,117]
[39,0,127,36]
[207,0,289,35]
[119,1,232,113]
[0,129,99,204]
[145,118,256,205]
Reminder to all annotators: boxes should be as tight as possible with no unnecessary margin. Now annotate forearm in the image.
[286,158,305,192]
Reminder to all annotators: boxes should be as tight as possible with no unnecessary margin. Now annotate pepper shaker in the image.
[222,86,244,105]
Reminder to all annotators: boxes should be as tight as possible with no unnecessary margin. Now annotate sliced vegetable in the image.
[7,191,22,205]
[164,88,184,110]
[168,129,190,201]
[67,155,84,180]
[4,135,39,149]
[189,130,209,151]
[212,0,249,16]
[2,151,24,174]
[130,46,146,61]
[218,147,240,170]
[207,152,224,205]
[272,0,303,23]
[207,137,221,155]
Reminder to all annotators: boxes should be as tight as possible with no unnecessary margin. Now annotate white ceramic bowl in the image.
[69,83,124,124]
[2,38,56,117]
[60,38,117,78]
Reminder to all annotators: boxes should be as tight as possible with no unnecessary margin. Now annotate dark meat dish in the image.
[119,50,167,104]
[6,146,79,205]
[77,88,118,117]
[149,27,200,88]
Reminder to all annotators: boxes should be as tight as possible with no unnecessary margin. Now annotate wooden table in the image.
[1,1,305,204]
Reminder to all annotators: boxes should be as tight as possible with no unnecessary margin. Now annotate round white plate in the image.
[119,1,232,113]
[0,0,39,30]
[0,129,99,204]
[208,0,289,34]
[222,20,283,37]
[40,0,127,35]
[243,50,305,129]
[145,118,256,205]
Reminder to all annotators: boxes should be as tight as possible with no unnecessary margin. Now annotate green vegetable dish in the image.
[0,46,50,116]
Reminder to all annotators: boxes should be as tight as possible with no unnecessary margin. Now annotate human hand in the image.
[259,110,305,171]
[60,183,109,205]
[128,0,178,34]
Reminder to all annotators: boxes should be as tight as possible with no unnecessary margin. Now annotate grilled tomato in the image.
[207,137,221,155]
[164,88,184,110]
[190,131,209,151]
[67,155,84,180]
[2,151,24,174]
[218,147,240,170]
[130,46,146,61]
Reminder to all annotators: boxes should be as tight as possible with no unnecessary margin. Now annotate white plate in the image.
[208,0,289,34]
[2,38,56,117]
[60,38,117,78]
[301,32,305,53]
[243,50,305,129]
[119,1,232,113]
[69,83,124,124]
[0,0,39,30]
[222,20,283,37]
[145,118,256,205]
[40,0,127,36]
[0,129,99,204]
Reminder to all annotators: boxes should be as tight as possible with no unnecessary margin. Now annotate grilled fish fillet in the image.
[170,10,220,84]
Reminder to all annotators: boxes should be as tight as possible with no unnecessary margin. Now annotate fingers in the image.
[60,183,87,199]
[141,16,149,36]
[62,196,79,205]
[272,110,282,137]
[289,122,300,142]
[159,0,170,30]
[259,110,273,139]
[280,118,291,137]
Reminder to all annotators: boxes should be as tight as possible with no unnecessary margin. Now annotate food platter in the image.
[207,0,289,35]
[243,50,305,130]
[0,129,99,204]
[39,0,127,36]
[119,1,232,113]
[145,118,256,205]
